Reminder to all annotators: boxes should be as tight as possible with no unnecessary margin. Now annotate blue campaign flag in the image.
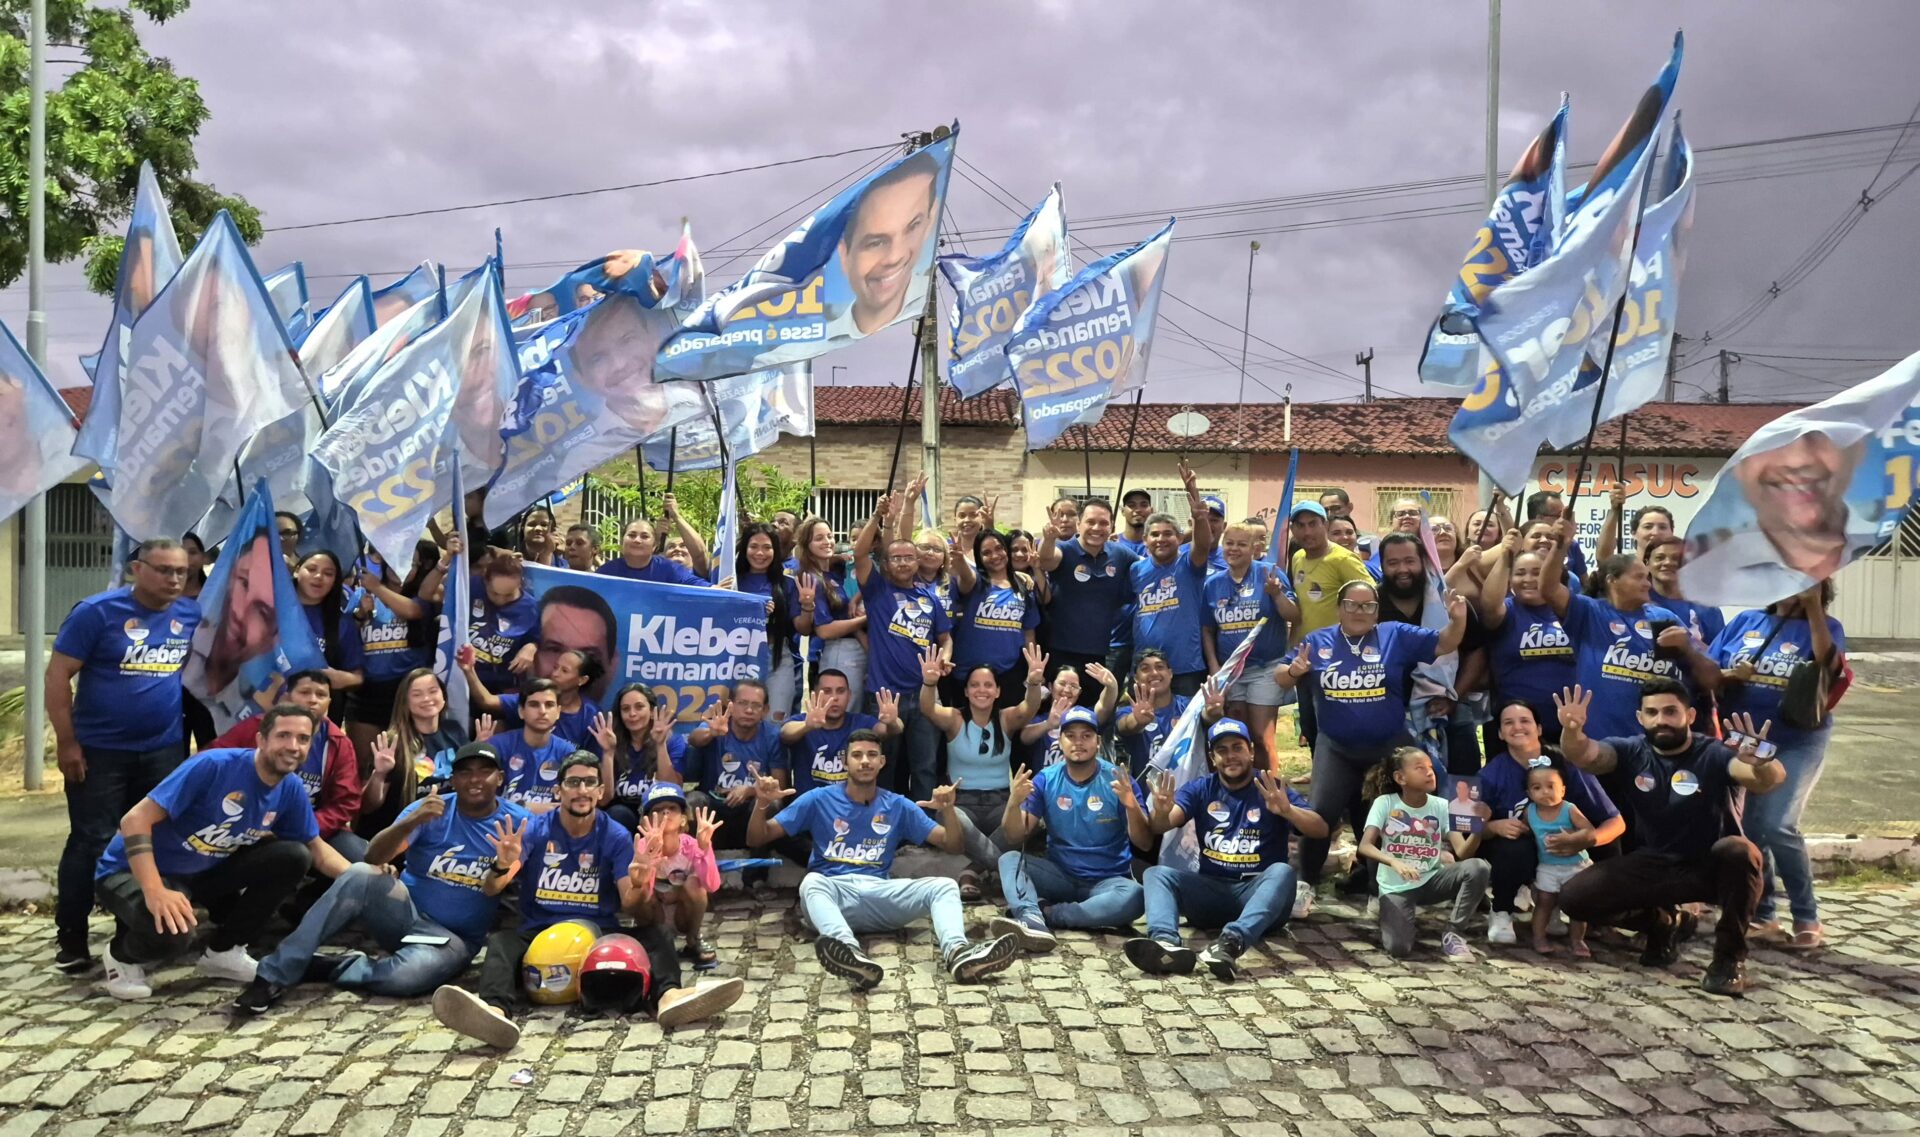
[263,262,311,342]
[181,480,327,734]
[371,261,439,328]
[711,454,740,585]
[1147,621,1264,873]
[655,132,959,383]
[313,262,518,578]
[1011,218,1174,450]
[1418,99,1568,390]
[505,239,687,330]
[1259,448,1300,567]
[639,363,813,472]
[301,460,363,568]
[521,563,771,730]
[486,291,707,526]
[437,454,472,722]
[102,212,314,542]
[73,161,184,475]
[939,184,1071,398]
[319,289,447,407]
[0,319,89,526]
[1681,350,1920,608]
[298,276,375,382]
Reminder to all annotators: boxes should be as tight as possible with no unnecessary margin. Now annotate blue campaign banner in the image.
[485,291,708,526]
[371,262,439,328]
[104,212,314,542]
[939,185,1070,398]
[1417,99,1567,390]
[314,263,518,578]
[181,481,327,734]
[263,262,311,342]
[0,319,89,526]
[298,276,375,382]
[319,288,446,407]
[438,455,473,720]
[638,363,813,472]
[507,227,701,330]
[1681,351,1920,608]
[521,563,770,730]
[655,132,959,383]
[73,161,184,475]
[1011,218,1174,450]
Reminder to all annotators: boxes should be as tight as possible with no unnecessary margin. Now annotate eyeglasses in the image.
[886,554,920,563]
[277,528,300,539]
[1392,508,1423,519]
[1339,600,1379,613]
[560,776,601,790]
[134,561,191,579]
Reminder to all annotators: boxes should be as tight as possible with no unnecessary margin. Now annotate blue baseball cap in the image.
[1202,495,1227,517]
[1207,717,1252,749]
[642,782,688,813]
[1288,501,1328,522]
[1059,706,1101,732]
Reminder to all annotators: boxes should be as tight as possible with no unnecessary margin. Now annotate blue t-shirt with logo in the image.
[1302,621,1439,747]
[53,588,201,751]
[610,734,691,806]
[1178,542,1229,574]
[466,585,540,695]
[860,573,951,698]
[773,785,938,878]
[688,720,783,795]
[596,556,710,587]
[499,692,604,757]
[303,603,367,673]
[1202,564,1292,666]
[293,730,333,806]
[1046,540,1137,657]
[519,809,635,932]
[1652,589,1727,652]
[1174,772,1305,878]
[1562,594,1686,740]
[1119,695,1187,778]
[1709,609,1847,743]
[95,748,317,880]
[1129,553,1209,675]
[1489,597,1576,712]
[780,714,882,794]
[953,580,1040,674]
[1022,759,1143,880]
[395,793,532,944]
[1476,752,1618,826]
[358,595,436,683]
[495,730,580,810]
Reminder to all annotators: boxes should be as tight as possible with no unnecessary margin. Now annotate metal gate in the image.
[45,483,115,621]
[1831,510,1920,641]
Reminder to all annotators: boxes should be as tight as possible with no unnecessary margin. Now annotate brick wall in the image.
[750,424,1030,535]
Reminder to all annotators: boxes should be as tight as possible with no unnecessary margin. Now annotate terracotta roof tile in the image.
[59,387,91,419]
[814,384,1019,427]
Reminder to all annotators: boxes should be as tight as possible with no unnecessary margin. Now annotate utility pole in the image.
[1717,349,1732,404]
[907,125,949,524]
[1356,347,1375,404]
[1234,241,1259,446]
[1664,333,1685,401]
[1485,0,1502,208]
[23,0,49,790]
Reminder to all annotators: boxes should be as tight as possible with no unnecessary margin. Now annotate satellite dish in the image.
[1166,411,1211,438]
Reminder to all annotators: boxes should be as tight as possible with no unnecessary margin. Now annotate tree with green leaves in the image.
[580,462,816,559]
[0,0,259,293]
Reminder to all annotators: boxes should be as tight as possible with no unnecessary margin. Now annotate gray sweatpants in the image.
[1378,859,1490,958]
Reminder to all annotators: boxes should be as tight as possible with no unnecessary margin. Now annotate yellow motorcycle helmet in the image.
[521,921,599,1005]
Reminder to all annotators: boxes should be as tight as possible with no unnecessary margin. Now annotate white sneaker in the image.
[1488,911,1517,945]
[1292,881,1315,920]
[194,945,258,984]
[102,946,152,1001]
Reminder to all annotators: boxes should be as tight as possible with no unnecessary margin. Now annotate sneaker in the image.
[1441,932,1474,962]
[656,977,746,1028]
[815,937,885,990]
[1487,911,1517,946]
[431,985,521,1049]
[1123,936,1197,976]
[1292,881,1315,920]
[1701,958,1747,998]
[988,914,1058,954]
[101,946,152,1001]
[194,945,258,984]
[230,977,286,1016]
[944,935,1019,982]
[1198,932,1246,981]
[303,951,359,985]
[54,937,94,975]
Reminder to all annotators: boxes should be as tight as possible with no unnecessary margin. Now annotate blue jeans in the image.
[798,872,967,954]
[1744,725,1831,925]
[998,851,1143,930]
[1143,862,1297,945]
[58,742,186,940]
[255,863,477,996]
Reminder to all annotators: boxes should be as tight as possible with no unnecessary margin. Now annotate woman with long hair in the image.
[461,644,606,754]
[1471,529,1577,750]
[180,531,209,600]
[592,683,687,832]
[1019,662,1120,770]
[294,550,366,715]
[920,644,1050,899]
[729,523,799,722]
[354,667,470,836]
[793,516,868,706]
[950,529,1040,704]
[517,505,563,567]
[345,540,442,765]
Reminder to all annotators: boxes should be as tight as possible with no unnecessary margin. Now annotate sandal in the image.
[1785,924,1825,951]
[689,941,719,971]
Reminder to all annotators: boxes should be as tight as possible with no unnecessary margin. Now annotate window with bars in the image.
[1374,486,1458,527]
[808,488,884,541]
[1052,485,1226,527]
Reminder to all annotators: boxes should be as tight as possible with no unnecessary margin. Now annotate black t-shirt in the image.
[1604,733,1742,859]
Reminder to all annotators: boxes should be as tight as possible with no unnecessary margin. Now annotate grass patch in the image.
[1823,860,1920,889]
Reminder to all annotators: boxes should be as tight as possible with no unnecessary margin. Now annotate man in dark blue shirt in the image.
[1038,498,1136,706]
[851,491,951,800]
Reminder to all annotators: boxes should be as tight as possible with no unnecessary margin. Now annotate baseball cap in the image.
[1288,501,1328,522]
[1121,488,1152,506]
[1207,717,1252,748]
[450,741,502,770]
[1202,495,1227,517]
[1059,706,1101,732]
[642,781,688,813]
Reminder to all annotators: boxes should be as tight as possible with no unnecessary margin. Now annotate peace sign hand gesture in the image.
[485,815,527,871]
[1285,642,1312,679]
[1008,765,1036,811]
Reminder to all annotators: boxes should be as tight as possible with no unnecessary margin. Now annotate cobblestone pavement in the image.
[2,884,1919,1137]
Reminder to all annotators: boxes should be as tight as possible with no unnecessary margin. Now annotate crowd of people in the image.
[45,472,1849,1046]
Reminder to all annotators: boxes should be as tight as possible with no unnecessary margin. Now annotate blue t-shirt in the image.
[1526,802,1589,867]
[688,720,784,795]
[1177,542,1229,574]
[1476,751,1619,827]
[1562,594,1686,740]
[358,595,436,684]
[1174,773,1305,878]
[1302,621,1439,747]
[467,587,540,695]
[1046,540,1137,656]
[780,714,881,794]
[1108,536,1145,558]
[1652,589,1726,650]
[294,730,332,805]
[1203,564,1292,666]
[773,785,938,878]
[953,579,1040,674]
[303,603,367,673]
[1129,553,1210,675]
[519,809,635,932]
[495,730,580,810]
[1488,597,1576,712]
[1021,759,1142,880]
[859,572,951,698]
[1607,734,1742,859]
[610,734,690,806]
[1566,540,1589,582]
[395,793,531,944]
[499,692,604,757]
[596,556,710,587]
[1119,695,1188,778]
[53,588,201,751]
[1709,609,1846,743]
[95,749,318,880]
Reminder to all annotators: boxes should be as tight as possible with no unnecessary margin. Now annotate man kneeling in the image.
[747,729,1016,989]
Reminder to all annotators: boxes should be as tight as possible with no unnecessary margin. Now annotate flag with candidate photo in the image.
[639,363,813,472]
[1147,621,1263,873]
[655,130,959,383]
[437,453,472,723]
[0,320,90,527]
[940,184,1071,398]
[263,262,312,342]
[298,275,375,383]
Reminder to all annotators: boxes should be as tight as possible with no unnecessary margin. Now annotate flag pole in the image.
[1081,425,1093,498]
[666,428,679,495]
[1113,390,1145,509]
[22,0,48,788]
[885,314,924,496]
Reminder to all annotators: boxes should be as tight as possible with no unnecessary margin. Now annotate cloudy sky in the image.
[5,0,1918,406]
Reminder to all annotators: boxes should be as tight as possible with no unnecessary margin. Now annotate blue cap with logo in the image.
[1202,495,1227,517]
[642,782,688,813]
[1207,717,1252,748]
[1059,706,1101,732]
[1288,500,1328,522]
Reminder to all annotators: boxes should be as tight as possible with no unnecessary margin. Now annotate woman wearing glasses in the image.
[919,643,1050,901]
[1277,579,1468,892]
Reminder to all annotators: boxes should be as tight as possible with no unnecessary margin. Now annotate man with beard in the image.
[91,705,354,1000]
[1553,680,1781,996]
[776,671,903,795]
[1127,461,1214,697]
[1112,489,1154,556]
[1375,533,1488,774]
[432,754,745,1047]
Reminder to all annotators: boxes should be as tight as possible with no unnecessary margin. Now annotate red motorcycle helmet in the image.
[578,933,655,1014]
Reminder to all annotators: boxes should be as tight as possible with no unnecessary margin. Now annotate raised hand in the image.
[1285,641,1312,679]
[1608,483,1627,510]
[693,806,719,850]
[753,768,796,807]
[1148,770,1176,817]
[485,815,526,870]
[920,645,946,688]
[1021,642,1048,680]
[371,731,398,776]
[1202,680,1226,717]
[1177,458,1200,496]
[456,643,476,669]
[701,697,730,736]
[1110,769,1141,810]
[1721,711,1774,762]
[413,792,447,822]
[1008,765,1036,812]
[475,713,497,743]
[1552,685,1592,734]
[797,572,817,609]
[1254,770,1292,814]
[981,495,1000,532]
[917,779,962,811]
[1085,662,1115,690]
[591,711,617,754]
[802,690,829,729]
[630,820,664,883]
[650,699,674,740]
[875,688,901,727]
[662,493,681,521]
[1444,588,1468,621]
[1501,527,1523,556]
[1128,685,1154,724]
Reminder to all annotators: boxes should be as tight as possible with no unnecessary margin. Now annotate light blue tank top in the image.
[1526,802,1591,867]
[946,718,1013,790]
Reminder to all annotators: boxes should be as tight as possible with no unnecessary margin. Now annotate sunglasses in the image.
[1339,600,1380,613]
